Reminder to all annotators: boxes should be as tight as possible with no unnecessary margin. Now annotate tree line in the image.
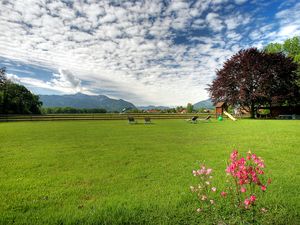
[41,107,107,114]
[0,68,42,114]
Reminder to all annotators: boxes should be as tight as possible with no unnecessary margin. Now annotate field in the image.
[0,119,299,224]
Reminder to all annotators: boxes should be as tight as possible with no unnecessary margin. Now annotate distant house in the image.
[180,109,187,114]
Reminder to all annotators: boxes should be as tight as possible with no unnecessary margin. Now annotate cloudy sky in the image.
[0,0,299,106]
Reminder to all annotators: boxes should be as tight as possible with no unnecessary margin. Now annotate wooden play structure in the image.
[215,102,237,121]
[215,102,226,118]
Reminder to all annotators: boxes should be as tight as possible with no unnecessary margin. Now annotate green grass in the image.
[0,119,299,224]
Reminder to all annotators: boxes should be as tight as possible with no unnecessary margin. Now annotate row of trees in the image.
[41,107,107,114]
[0,68,42,114]
[209,37,300,118]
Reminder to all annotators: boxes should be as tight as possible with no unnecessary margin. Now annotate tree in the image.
[265,36,300,86]
[208,48,299,118]
[265,36,300,61]
[0,67,7,86]
[187,103,193,113]
[0,67,42,114]
[176,106,185,113]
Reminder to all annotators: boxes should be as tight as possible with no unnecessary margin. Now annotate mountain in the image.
[137,105,170,110]
[39,93,136,112]
[193,99,214,109]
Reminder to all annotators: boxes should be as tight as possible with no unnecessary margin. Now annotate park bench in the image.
[187,116,199,123]
[144,117,152,124]
[128,116,137,124]
[198,115,211,122]
[278,115,294,119]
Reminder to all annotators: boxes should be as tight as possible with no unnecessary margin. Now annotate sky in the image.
[0,0,299,106]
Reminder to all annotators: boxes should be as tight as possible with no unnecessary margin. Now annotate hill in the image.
[39,93,136,112]
[193,99,214,109]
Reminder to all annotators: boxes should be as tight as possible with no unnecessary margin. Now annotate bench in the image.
[278,115,293,119]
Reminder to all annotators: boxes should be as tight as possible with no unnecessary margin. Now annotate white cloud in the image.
[6,70,94,95]
[273,2,300,41]
[206,12,225,32]
[0,0,298,105]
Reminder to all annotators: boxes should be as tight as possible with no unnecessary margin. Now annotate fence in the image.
[0,113,219,122]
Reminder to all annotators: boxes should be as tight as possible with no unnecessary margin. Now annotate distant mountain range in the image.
[39,93,136,112]
[39,93,214,112]
[137,105,170,110]
[193,99,214,109]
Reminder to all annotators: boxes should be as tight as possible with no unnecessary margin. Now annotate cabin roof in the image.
[215,102,225,107]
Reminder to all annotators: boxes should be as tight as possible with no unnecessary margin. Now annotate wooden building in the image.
[215,102,226,117]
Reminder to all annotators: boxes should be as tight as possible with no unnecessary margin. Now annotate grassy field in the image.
[0,119,299,224]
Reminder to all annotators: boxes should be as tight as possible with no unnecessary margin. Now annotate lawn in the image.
[0,119,299,224]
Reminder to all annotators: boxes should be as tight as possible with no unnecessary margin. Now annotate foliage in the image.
[0,67,7,86]
[208,48,300,118]
[41,107,107,114]
[0,68,42,114]
[176,106,185,113]
[187,103,194,113]
[265,36,300,86]
[265,36,300,63]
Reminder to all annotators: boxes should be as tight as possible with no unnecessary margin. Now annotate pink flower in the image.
[206,168,212,175]
[230,150,238,161]
[261,185,267,191]
[211,187,217,192]
[221,191,227,197]
[244,198,251,206]
[250,195,256,202]
[240,187,246,193]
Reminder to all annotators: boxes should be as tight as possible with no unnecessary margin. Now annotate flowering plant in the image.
[190,165,217,212]
[191,150,271,223]
[224,150,271,209]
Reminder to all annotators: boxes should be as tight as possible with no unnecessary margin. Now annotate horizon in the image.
[38,92,211,107]
[0,0,299,105]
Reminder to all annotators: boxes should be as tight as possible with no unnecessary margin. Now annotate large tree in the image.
[0,67,42,114]
[208,48,299,118]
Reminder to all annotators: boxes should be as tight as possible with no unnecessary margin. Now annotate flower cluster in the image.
[191,149,271,221]
[192,165,213,177]
[224,150,271,208]
[190,164,217,212]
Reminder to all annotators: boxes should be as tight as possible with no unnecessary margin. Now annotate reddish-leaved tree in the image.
[208,48,299,118]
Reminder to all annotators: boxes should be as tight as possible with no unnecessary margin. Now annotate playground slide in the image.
[224,110,237,121]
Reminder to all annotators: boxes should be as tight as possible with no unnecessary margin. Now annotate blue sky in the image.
[0,0,299,106]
